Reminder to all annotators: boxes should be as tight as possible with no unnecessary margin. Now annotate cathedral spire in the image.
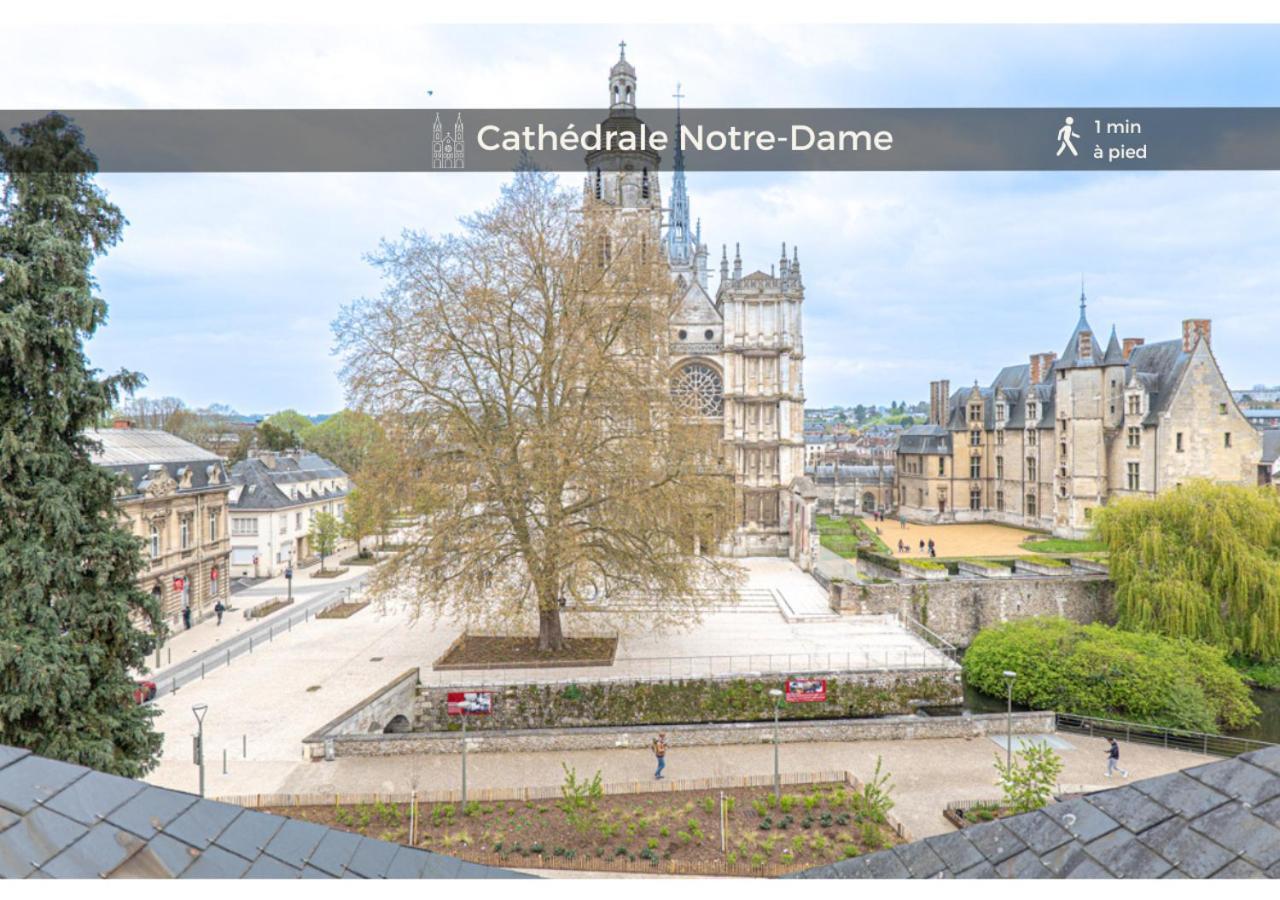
[733,242,742,281]
[666,81,692,266]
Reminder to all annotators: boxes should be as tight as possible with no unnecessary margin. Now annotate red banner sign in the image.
[173,576,185,592]
[785,679,827,703]
[446,691,493,716]
[210,566,218,581]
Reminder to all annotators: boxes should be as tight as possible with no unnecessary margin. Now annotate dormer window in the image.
[968,404,982,422]
[996,403,1006,423]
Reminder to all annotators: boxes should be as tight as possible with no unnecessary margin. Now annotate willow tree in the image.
[1095,480,1280,661]
[333,169,739,651]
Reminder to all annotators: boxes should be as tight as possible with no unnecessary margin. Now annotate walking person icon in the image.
[1056,116,1080,157]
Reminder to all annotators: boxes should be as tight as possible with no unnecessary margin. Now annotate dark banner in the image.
[2,108,1279,172]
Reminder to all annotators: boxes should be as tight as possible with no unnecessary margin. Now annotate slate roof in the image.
[898,424,953,455]
[87,429,231,499]
[1262,429,1280,466]
[0,744,529,879]
[229,452,349,512]
[793,744,1280,879]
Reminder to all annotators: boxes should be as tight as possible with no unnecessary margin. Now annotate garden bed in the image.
[244,597,293,619]
[264,780,902,876]
[311,566,350,579]
[433,635,619,670]
[942,800,1017,829]
[342,554,380,566]
[317,601,371,619]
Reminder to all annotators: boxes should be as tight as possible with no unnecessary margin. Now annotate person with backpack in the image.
[1105,738,1128,778]
[652,733,668,780]
[214,600,226,626]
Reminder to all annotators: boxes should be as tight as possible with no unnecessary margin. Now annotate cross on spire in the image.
[618,39,626,59]
[672,82,685,108]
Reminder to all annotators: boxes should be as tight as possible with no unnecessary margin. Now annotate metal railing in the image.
[1055,712,1276,759]
[894,613,959,662]
[418,645,959,687]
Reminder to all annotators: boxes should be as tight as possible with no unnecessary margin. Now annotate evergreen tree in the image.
[0,114,162,775]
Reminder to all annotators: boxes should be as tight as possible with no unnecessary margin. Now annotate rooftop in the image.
[87,428,221,467]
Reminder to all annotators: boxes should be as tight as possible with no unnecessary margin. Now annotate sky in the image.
[6,23,1280,413]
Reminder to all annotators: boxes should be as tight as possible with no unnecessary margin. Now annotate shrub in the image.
[752,798,769,818]
[964,617,1259,732]
[701,796,716,815]
[859,756,895,823]
[779,794,797,814]
[994,741,1064,814]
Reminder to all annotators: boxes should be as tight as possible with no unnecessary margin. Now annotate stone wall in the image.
[304,710,1057,760]
[413,668,962,733]
[302,667,420,744]
[830,576,1114,647]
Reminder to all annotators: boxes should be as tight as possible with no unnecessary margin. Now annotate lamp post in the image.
[768,688,784,804]
[1002,670,1017,770]
[192,703,209,797]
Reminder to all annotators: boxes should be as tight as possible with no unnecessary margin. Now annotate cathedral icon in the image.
[432,112,465,169]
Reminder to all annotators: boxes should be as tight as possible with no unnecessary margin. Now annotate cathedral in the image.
[584,45,807,556]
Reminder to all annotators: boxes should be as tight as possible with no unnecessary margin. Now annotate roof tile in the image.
[921,830,984,873]
[106,786,199,839]
[42,770,145,827]
[163,800,245,849]
[1083,829,1173,878]
[0,806,87,877]
[0,756,87,815]
[1084,785,1175,833]
[961,821,1027,865]
[891,839,948,878]
[1188,802,1280,869]
[999,809,1074,855]
[1047,797,1122,843]
[1183,757,1280,806]
[1131,771,1232,820]
[178,845,253,879]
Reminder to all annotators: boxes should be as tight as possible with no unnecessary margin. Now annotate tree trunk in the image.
[538,606,565,652]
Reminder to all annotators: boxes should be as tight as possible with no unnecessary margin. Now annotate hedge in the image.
[963,618,1258,733]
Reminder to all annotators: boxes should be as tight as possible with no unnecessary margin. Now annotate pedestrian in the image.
[214,600,225,626]
[929,545,937,558]
[919,539,926,552]
[899,513,907,529]
[652,732,668,780]
[182,605,192,630]
[1105,738,1128,778]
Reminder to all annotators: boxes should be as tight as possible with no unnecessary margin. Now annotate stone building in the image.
[227,450,349,577]
[88,425,232,630]
[586,45,806,555]
[896,295,1263,537]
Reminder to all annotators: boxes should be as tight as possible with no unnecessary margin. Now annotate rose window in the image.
[671,363,724,417]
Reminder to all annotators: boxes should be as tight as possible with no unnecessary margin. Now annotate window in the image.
[995,430,1005,446]
[1027,457,1037,481]
[996,456,1004,480]
[969,429,981,446]
[1084,507,1092,520]
[937,457,945,476]
[996,490,1005,512]
[1176,432,1185,452]
[1027,429,1038,446]
[207,507,218,542]
[180,516,190,550]
[149,523,160,559]
[594,167,602,199]
[969,404,982,422]
[278,516,286,535]
[1026,493,1037,516]
[296,511,303,529]
[1028,402,1038,421]
[1219,402,1228,415]
[1127,394,1141,415]
[1060,442,1067,458]
[641,167,650,199]
[969,456,981,479]
[231,517,258,537]
[996,403,1006,423]
[670,363,724,417]
[1127,461,1140,491]
[970,487,981,510]
[1224,432,1232,449]
[1127,426,1141,448]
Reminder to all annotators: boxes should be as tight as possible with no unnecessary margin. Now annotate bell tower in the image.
[584,41,662,213]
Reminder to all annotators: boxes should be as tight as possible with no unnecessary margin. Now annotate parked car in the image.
[134,680,157,704]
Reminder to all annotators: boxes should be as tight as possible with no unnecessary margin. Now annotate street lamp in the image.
[768,688,784,804]
[1002,671,1017,770]
[192,703,209,797]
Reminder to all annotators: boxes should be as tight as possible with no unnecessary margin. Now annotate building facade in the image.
[227,451,350,577]
[88,425,232,630]
[587,46,806,556]
[896,298,1263,537]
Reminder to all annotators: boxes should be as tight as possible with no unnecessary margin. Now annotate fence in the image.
[893,613,959,662]
[1055,712,1276,759]
[416,645,958,687]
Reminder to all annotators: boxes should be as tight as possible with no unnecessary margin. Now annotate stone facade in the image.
[88,425,233,631]
[896,300,1263,538]
[830,574,1114,648]
[586,46,805,556]
[304,710,1056,760]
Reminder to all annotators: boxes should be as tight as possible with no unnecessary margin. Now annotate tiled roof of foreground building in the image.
[793,745,1280,879]
[0,745,530,879]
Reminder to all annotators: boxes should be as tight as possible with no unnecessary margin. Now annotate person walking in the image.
[214,600,225,626]
[182,605,192,630]
[652,732,668,780]
[1105,738,1128,778]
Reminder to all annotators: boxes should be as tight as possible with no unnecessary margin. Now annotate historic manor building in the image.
[588,45,806,556]
[896,297,1263,538]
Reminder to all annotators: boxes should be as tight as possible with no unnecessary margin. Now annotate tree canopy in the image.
[964,617,1258,733]
[0,113,162,775]
[334,168,740,650]
[302,408,382,475]
[1095,480,1280,662]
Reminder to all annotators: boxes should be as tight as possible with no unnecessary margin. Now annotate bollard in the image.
[168,648,172,665]
[243,734,247,758]
[223,748,227,774]
[227,649,230,667]
[201,662,205,680]
[172,678,177,694]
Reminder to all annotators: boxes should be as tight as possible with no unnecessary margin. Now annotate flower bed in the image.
[899,559,948,581]
[265,780,903,876]
[311,566,350,579]
[433,634,619,670]
[957,560,1011,579]
[244,596,293,619]
[317,601,371,620]
[942,799,1016,829]
[1013,557,1070,576]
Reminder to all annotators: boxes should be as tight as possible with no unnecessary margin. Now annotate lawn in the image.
[1024,537,1108,554]
[270,779,902,876]
[815,515,890,556]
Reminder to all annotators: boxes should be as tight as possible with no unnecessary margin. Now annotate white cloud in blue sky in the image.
[6,24,1279,411]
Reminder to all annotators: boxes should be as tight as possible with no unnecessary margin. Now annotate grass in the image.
[900,558,947,571]
[1025,537,1107,554]
[816,514,891,556]
[1230,656,1280,690]
[1021,556,1069,568]
[964,559,1008,570]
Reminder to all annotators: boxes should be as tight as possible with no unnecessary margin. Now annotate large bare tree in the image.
[334,170,740,650]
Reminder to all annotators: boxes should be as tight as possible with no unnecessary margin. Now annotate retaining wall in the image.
[831,576,1113,647]
[303,710,1057,760]
[303,667,420,743]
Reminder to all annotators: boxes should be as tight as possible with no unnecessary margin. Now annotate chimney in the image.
[1122,337,1145,360]
[1029,352,1057,385]
[1182,319,1211,353]
[111,417,134,429]
[929,380,950,426]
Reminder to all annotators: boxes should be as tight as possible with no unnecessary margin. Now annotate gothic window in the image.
[970,487,981,510]
[671,363,724,417]
[996,456,1004,480]
[969,456,981,479]
[1127,426,1141,448]
[1027,457,1037,481]
[996,490,1005,512]
[641,167,650,199]
[1026,492,1037,516]
[969,429,981,446]
[1127,462,1140,491]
